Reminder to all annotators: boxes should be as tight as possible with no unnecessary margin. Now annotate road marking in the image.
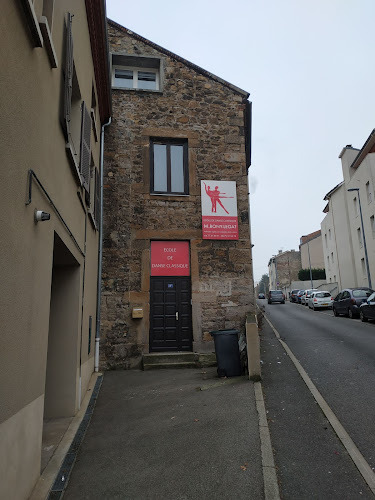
[264,313,375,496]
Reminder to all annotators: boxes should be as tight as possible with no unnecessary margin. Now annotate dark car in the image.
[290,289,300,302]
[359,292,375,322]
[268,290,285,304]
[296,290,305,304]
[333,287,374,318]
[258,293,266,299]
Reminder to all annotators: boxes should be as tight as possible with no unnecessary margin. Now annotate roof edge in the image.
[349,129,375,169]
[323,181,344,201]
[108,19,250,98]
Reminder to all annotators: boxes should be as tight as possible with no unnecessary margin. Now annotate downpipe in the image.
[95,117,111,372]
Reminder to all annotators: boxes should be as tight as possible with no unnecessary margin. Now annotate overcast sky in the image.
[106,0,375,282]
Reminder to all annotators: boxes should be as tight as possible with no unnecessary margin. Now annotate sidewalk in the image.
[47,368,268,499]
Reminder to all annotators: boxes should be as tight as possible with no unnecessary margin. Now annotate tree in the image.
[298,268,326,281]
[258,274,269,294]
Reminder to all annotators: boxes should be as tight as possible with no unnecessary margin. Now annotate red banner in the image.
[150,241,190,276]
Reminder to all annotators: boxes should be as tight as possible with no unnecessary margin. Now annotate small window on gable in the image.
[111,53,162,92]
[150,139,188,195]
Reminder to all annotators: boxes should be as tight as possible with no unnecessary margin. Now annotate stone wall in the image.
[100,22,254,369]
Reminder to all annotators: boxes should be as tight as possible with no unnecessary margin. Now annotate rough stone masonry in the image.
[100,20,254,369]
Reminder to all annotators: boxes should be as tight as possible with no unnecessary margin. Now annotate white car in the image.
[301,289,318,305]
[308,291,334,310]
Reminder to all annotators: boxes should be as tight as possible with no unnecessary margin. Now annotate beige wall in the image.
[0,2,106,497]
[300,234,324,269]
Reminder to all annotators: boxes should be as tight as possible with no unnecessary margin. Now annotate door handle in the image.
[176,311,179,321]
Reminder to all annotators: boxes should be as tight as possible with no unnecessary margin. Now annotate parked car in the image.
[301,289,318,305]
[296,290,305,304]
[258,293,266,299]
[290,289,300,302]
[359,292,375,322]
[332,287,374,318]
[268,290,285,304]
[308,291,334,310]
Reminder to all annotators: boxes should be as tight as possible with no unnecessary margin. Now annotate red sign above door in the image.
[151,241,190,276]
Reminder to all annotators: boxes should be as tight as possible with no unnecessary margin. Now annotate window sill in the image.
[19,0,43,47]
[88,211,98,231]
[150,193,190,198]
[39,17,58,68]
[112,86,162,93]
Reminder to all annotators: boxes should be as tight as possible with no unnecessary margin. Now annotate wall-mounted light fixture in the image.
[34,210,50,223]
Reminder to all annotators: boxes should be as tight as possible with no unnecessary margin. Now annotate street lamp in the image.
[347,188,372,288]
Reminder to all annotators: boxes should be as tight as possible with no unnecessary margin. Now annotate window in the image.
[331,252,334,263]
[354,197,358,216]
[111,54,162,92]
[89,163,100,230]
[327,255,330,270]
[325,233,327,247]
[150,139,188,195]
[62,13,91,193]
[357,227,363,247]
[371,216,375,238]
[334,275,336,282]
[361,258,366,278]
[113,67,159,90]
[328,229,331,240]
[366,182,372,204]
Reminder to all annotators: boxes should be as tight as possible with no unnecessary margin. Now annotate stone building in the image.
[100,20,254,369]
[268,250,301,291]
[0,1,111,498]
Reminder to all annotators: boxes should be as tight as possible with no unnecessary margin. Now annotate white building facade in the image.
[321,133,375,291]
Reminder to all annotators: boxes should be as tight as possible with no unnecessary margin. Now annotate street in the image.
[258,298,375,498]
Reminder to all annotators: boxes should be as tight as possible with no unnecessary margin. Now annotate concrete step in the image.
[142,352,217,370]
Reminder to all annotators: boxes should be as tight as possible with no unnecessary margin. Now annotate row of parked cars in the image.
[289,287,375,321]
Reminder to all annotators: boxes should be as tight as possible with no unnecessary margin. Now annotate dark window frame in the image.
[150,138,189,195]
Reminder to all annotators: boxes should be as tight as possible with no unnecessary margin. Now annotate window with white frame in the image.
[361,258,366,277]
[358,227,363,247]
[354,197,359,216]
[366,182,372,204]
[113,66,159,90]
[111,54,162,92]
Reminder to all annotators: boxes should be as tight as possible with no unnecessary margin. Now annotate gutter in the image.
[95,116,111,372]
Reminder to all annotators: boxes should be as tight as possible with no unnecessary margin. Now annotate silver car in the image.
[308,291,333,310]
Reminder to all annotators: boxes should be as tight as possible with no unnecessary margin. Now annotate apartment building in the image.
[100,20,254,369]
[0,2,111,498]
[321,132,375,290]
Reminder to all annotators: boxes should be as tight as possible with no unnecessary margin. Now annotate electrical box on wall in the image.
[132,307,143,319]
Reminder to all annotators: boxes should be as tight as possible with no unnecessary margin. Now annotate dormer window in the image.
[111,53,163,92]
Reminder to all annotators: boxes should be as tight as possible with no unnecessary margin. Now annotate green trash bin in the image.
[210,329,241,377]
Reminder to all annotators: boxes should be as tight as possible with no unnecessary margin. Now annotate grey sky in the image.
[106,0,375,282]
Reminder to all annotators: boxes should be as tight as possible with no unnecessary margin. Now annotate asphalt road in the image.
[258,298,375,499]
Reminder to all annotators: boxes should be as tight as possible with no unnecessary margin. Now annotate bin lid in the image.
[210,329,240,336]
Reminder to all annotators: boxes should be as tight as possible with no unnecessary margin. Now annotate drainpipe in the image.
[95,117,111,372]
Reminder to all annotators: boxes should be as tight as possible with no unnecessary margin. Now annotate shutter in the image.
[80,102,91,192]
[63,13,73,140]
[94,168,100,226]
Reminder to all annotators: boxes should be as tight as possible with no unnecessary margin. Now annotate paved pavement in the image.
[61,368,265,500]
